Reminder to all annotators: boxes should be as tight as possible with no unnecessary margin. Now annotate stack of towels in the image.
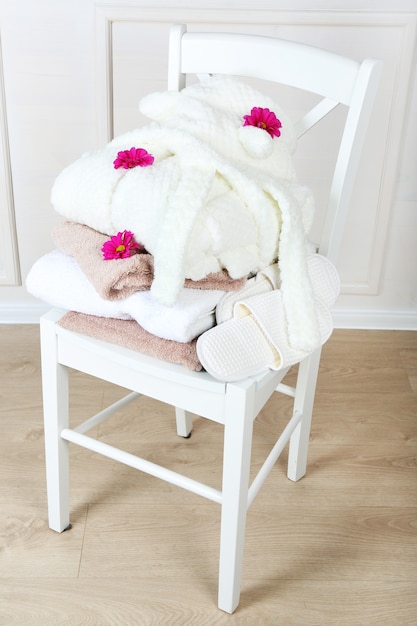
[26,221,247,370]
[27,74,318,370]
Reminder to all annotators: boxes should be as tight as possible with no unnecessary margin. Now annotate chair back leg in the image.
[175,407,193,438]
[287,347,322,482]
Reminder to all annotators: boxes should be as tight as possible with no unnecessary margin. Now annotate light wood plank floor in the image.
[0,325,416,625]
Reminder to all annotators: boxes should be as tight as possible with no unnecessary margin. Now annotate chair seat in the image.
[50,309,289,424]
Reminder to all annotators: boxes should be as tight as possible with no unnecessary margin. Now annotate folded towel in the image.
[58,311,202,371]
[52,221,246,301]
[26,250,132,320]
[26,249,224,342]
[125,287,222,343]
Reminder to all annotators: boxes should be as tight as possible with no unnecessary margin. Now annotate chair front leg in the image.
[218,381,255,614]
[40,315,71,532]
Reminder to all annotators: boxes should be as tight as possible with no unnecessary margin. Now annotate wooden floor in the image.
[0,325,416,625]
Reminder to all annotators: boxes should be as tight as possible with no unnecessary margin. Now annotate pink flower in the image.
[113,147,154,169]
[102,230,145,260]
[243,107,282,138]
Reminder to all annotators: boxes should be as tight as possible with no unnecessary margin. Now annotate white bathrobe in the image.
[50,75,318,351]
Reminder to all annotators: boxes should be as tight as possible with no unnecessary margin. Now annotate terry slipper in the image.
[214,254,339,327]
[215,262,280,325]
[197,289,333,382]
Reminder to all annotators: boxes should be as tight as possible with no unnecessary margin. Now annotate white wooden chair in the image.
[40,24,381,613]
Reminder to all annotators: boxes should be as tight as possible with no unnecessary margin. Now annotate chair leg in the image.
[287,347,321,482]
[175,407,193,437]
[40,315,71,532]
[218,381,255,613]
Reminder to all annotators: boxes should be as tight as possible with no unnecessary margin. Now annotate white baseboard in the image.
[332,309,417,331]
[0,305,416,331]
[0,304,49,324]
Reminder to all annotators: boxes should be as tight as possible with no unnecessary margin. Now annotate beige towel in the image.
[58,311,202,371]
[52,221,246,301]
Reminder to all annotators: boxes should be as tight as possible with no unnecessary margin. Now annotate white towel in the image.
[26,250,224,343]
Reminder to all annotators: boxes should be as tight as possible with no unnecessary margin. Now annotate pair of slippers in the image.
[196,254,340,381]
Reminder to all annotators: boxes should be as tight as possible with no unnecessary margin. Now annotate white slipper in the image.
[196,313,277,381]
[197,289,333,382]
[215,254,340,326]
[215,262,280,324]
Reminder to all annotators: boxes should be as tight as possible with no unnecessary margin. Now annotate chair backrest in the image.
[168,24,382,266]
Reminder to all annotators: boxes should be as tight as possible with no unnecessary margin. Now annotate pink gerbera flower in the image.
[102,230,145,260]
[113,147,154,169]
[243,107,282,138]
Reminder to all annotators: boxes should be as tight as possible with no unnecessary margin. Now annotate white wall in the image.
[0,0,416,328]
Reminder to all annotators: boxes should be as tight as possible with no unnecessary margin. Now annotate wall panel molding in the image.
[94,5,417,299]
[0,32,20,285]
